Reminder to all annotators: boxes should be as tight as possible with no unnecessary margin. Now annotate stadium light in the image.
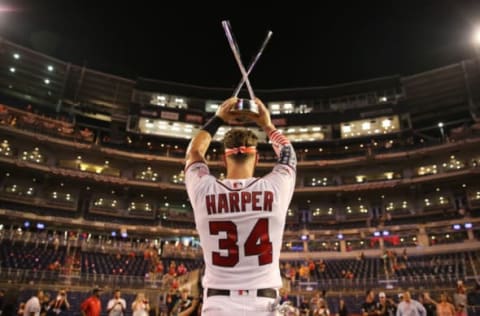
[438,122,445,140]
[473,26,480,58]
[473,26,480,47]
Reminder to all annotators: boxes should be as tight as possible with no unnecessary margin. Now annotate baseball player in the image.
[185,97,297,315]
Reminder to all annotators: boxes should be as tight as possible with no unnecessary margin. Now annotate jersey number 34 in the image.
[209,218,273,267]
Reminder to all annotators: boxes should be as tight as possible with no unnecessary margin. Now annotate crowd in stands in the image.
[279,248,475,293]
[0,212,477,314]
[0,104,94,143]
[2,102,480,164]
[0,234,201,295]
[273,282,480,316]
[0,280,479,316]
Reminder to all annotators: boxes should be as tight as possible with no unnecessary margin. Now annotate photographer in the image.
[47,290,70,316]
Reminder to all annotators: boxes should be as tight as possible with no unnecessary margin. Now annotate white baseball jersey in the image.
[24,296,41,316]
[185,130,296,290]
[107,298,127,316]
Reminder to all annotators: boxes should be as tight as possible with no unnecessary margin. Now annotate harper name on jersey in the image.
[205,190,274,215]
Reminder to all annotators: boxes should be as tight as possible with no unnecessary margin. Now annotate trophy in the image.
[222,20,272,121]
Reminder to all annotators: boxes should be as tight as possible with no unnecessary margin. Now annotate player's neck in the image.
[226,164,254,179]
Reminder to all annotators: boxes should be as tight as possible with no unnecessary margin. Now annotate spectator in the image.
[378,292,397,316]
[132,292,150,316]
[298,296,310,316]
[165,289,180,315]
[106,290,126,316]
[362,289,380,316]
[396,291,426,316]
[310,291,324,312]
[453,281,468,316]
[17,303,25,316]
[177,263,187,276]
[436,293,455,316]
[313,299,330,316]
[40,292,50,316]
[170,288,198,316]
[47,290,70,316]
[81,288,102,316]
[420,292,436,316]
[338,298,348,316]
[24,291,44,316]
[279,288,296,308]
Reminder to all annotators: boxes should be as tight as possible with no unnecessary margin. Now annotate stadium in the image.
[1,3,480,316]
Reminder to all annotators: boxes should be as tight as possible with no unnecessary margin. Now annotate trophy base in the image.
[230,99,259,122]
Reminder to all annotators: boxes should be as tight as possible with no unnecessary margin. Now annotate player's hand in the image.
[245,98,273,130]
[215,97,242,123]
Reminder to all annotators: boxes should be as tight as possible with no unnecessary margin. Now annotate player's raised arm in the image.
[246,98,297,171]
[185,97,239,168]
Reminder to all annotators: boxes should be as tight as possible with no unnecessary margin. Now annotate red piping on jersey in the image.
[184,160,207,172]
[268,129,289,145]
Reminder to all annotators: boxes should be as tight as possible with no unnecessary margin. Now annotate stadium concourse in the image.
[0,37,480,315]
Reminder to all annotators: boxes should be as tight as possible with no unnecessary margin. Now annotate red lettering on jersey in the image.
[217,193,228,214]
[241,192,251,212]
[264,191,273,212]
[229,192,240,212]
[206,195,216,215]
[252,191,262,211]
[206,191,275,215]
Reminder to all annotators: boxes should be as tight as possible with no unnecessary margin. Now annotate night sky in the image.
[1,0,480,89]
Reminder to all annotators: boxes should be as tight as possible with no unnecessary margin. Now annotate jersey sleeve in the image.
[269,129,297,172]
[264,129,297,201]
[185,161,213,198]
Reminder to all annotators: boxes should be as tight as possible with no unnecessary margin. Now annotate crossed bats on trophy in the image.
[221,20,273,117]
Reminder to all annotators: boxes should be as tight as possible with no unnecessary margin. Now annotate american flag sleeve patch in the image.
[268,130,297,170]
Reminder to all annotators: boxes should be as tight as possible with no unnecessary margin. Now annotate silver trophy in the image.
[222,20,272,121]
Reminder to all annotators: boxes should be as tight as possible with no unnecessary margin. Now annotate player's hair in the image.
[223,129,258,163]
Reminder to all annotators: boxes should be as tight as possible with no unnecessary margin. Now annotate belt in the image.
[207,288,277,299]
